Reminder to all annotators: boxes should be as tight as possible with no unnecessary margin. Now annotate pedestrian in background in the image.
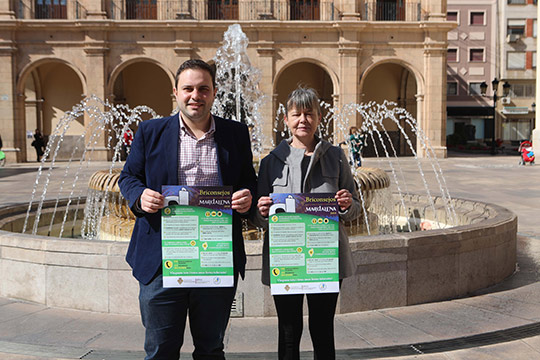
[31,129,45,162]
[348,126,366,167]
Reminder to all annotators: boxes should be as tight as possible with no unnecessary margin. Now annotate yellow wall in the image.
[39,63,84,137]
[118,62,173,118]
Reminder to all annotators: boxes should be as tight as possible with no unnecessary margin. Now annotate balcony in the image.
[125,0,157,19]
[208,0,238,20]
[290,0,319,21]
[17,0,86,19]
[364,1,425,21]
[108,0,334,20]
[14,0,427,22]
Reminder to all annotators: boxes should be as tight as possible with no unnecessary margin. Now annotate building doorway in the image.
[274,62,334,145]
[21,62,84,162]
[361,62,417,156]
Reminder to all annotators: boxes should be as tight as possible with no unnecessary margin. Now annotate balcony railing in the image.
[17,0,86,19]
[125,0,157,19]
[208,0,238,20]
[290,0,319,20]
[364,1,425,21]
[109,0,334,20]
[14,0,426,21]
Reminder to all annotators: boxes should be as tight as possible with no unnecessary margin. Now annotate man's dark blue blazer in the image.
[119,113,257,285]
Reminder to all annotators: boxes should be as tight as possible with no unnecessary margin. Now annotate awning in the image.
[501,107,530,115]
[447,106,493,117]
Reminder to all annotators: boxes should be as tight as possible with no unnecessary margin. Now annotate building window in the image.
[470,12,484,26]
[125,0,157,19]
[534,19,537,38]
[534,52,537,69]
[448,48,458,62]
[375,0,405,21]
[208,0,239,20]
[508,19,526,35]
[511,84,536,98]
[469,48,484,62]
[469,82,483,95]
[507,52,527,69]
[502,120,532,142]
[447,11,458,22]
[35,0,67,19]
[447,82,458,96]
[290,0,320,20]
[507,0,526,4]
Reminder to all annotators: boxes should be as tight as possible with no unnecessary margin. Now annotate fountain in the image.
[0,25,516,316]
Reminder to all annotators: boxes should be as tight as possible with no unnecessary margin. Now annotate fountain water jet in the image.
[0,24,517,316]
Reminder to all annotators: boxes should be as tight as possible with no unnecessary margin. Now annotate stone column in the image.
[338,29,361,130]
[0,32,18,162]
[0,0,15,19]
[84,30,109,160]
[424,0,446,22]
[338,0,360,20]
[533,3,540,154]
[85,0,108,19]
[256,46,275,153]
[423,42,447,158]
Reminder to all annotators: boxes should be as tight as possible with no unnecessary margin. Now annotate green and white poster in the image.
[269,193,340,295]
[161,186,233,288]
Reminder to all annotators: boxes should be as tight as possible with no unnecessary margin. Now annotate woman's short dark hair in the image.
[286,86,321,116]
[175,59,216,88]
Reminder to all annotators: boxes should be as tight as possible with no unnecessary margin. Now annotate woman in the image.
[254,87,361,359]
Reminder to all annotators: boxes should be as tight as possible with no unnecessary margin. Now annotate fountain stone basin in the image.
[0,195,516,316]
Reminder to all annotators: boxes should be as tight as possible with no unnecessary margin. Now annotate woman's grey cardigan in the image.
[253,138,361,286]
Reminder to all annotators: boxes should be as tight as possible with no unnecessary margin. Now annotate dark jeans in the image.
[139,273,237,360]
[273,291,340,360]
[352,152,361,167]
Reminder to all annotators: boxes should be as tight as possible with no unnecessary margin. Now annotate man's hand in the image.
[335,189,353,211]
[140,188,165,213]
[232,189,252,214]
[257,196,273,218]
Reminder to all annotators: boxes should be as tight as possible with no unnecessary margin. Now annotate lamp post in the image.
[480,78,511,155]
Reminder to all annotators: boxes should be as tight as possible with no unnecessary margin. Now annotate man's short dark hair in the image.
[175,59,216,88]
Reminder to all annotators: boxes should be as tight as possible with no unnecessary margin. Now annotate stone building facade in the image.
[0,0,453,162]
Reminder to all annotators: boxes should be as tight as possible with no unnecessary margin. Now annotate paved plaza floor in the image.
[0,154,539,359]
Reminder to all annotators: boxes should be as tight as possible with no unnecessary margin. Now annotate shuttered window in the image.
[507,52,526,69]
[469,48,484,62]
[470,12,484,25]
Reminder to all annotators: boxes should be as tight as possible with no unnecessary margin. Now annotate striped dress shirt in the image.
[177,116,222,186]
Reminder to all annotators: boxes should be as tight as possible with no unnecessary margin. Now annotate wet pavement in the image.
[0,154,539,359]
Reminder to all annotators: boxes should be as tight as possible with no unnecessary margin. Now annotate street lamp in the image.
[480,78,511,155]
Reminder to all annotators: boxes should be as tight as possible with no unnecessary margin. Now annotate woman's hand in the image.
[257,196,273,218]
[232,189,252,214]
[335,189,353,211]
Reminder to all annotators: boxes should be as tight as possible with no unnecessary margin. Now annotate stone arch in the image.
[359,58,424,99]
[16,58,87,162]
[108,57,175,119]
[358,59,424,157]
[273,58,339,100]
[273,59,338,144]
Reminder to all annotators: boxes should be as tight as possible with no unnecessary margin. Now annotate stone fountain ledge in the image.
[0,196,517,317]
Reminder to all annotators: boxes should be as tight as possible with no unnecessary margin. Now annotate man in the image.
[119,59,257,360]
